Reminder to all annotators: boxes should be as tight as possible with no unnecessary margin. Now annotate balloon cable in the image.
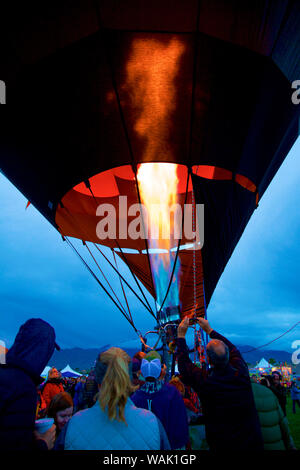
[113,240,155,317]
[242,321,300,354]
[58,192,156,329]
[83,242,128,316]
[93,243,156,319]
[58,201,153,318]
[187,0,201,164]
[112,249,133,324]
[131,168,159,318]
[64,237,138,333]
[84,178,156,319]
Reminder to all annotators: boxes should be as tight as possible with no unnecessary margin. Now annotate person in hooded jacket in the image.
[0,318,60,450]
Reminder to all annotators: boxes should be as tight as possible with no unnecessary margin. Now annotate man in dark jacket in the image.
[176,317,263,451]
[0,318,60,450]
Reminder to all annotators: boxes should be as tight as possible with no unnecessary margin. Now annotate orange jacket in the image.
[42,381,64,409]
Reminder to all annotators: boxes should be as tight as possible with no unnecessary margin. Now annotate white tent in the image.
[60,364,82,377]
[255,358,272,369]
[41,366,52,378]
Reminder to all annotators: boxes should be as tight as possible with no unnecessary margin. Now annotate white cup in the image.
[35,418,54,434]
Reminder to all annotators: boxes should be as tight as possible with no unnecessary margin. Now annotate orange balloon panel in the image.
[56,162,258,318]
[56,164,204,317]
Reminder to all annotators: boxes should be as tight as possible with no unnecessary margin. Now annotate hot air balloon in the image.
[0,1,299,368]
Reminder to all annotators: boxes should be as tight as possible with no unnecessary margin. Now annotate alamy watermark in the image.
[95,197,204,249]
[291,80,300,105]
[0,80,6,104]
[292,340,300,365]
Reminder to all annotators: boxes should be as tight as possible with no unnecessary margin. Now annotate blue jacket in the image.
[177,330,264,451]
[131,380,189,449]
[55,399,170,450]
[0,318,58,450]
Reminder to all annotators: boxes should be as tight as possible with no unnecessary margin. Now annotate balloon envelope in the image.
[0,1,299,321]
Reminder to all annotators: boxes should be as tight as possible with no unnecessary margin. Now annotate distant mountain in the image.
[238,345,292,367]
[49,345,110,371]
[49,343,293,372]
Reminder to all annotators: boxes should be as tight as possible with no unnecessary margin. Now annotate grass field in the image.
[286,396,300,449]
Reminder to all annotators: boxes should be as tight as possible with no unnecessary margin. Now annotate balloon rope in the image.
[187,0,201,163]
[84,179,156,318]
[92,243,156,319]
[192,185,198,364]
[64,237,137,332]
[58,201,155,319]
[84,242,128,315]
[187,0,201,357]
[112,249,133,324]
[203,280,209,354]
[185,0,201,357]
[242,321,300,354]
[132,168,159,317]
[113,240,155,316]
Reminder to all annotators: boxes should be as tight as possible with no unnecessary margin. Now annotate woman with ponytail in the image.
[54,347,170,450]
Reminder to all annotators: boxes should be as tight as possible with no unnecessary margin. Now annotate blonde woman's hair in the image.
[98,347,137,424]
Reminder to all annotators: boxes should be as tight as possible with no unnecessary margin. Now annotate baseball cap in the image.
[141,358,162,379]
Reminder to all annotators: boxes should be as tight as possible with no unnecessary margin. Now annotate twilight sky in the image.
[1,136,299,356]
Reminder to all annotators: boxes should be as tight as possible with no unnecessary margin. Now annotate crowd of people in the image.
[0,317,298,451]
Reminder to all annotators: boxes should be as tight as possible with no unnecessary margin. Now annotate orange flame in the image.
[124,37,185,308]
[137,163,180,308]
[124,37,185,161]
[137,163,179,248]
